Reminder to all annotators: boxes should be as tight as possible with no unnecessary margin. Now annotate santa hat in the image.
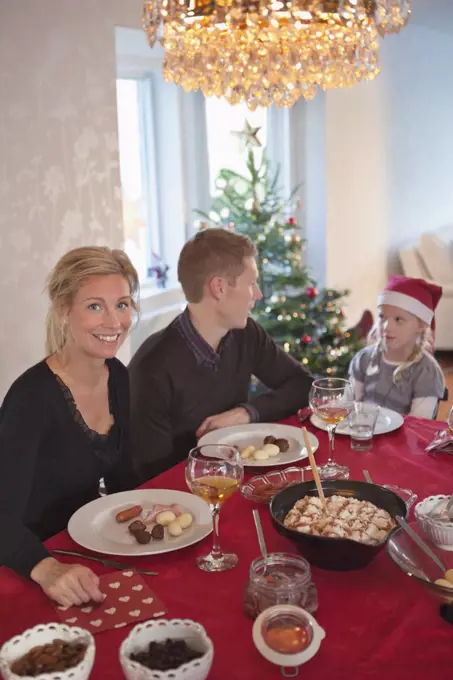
[377,275,442,328]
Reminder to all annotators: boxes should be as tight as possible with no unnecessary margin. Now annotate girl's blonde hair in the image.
[45,246,140,355]
[367,321,435,383]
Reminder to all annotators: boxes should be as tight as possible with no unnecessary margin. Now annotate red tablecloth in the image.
[1,416,452,679]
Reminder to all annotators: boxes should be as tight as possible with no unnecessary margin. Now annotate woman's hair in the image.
[45,246,139,355]
[177,228,256,303]
[367,320,434,383]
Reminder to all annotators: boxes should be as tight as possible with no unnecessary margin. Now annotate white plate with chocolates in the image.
[198,423,319,467]
[68,489,212,557]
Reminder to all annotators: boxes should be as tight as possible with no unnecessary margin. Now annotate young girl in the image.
[349,275,445,419]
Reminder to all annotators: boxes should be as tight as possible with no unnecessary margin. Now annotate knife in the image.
[52,549,158,576]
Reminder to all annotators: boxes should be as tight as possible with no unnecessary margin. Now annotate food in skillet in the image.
[283,494,396,546]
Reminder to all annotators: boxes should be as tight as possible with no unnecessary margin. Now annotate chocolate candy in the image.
[135,530,152,544]
[130,638,203,671]
[151,524,165,540]
[128,520,147,534]
[275,438,290,452]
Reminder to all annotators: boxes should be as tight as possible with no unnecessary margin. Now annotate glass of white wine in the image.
[185,444,244,572]
[309,377,354,480]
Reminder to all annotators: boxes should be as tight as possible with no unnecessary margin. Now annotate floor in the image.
[436,352,453,421]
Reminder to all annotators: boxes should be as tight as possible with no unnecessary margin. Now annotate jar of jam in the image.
[244,553,318,620]
[252,604,326,677]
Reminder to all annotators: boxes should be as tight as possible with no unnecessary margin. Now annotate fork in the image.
[52,549,158,576]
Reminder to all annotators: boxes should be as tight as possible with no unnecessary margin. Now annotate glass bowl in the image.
[241,466,310,504]
[414,495,453,551]
[387,522,453,623]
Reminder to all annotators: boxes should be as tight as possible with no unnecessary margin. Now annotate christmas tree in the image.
[196,123,364,377]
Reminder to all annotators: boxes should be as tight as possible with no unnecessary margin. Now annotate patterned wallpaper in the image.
[0,0,142,399]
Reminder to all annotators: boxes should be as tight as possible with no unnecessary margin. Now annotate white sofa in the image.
[399,225,453,350]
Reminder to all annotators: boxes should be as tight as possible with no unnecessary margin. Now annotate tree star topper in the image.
[231,120,262,150]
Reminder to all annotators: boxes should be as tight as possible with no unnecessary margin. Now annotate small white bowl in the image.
[0,622,95,680]
[415,495,453,551]
[119,619,214,680]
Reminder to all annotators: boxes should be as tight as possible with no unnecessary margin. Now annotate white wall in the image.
[383,26,453,268]
[0,0,143,399]
[304,93,327,287]
[318,22,453,326]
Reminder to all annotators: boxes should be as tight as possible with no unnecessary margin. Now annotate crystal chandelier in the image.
[142,1,411,109]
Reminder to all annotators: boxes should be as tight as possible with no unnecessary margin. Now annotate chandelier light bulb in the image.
[142,0,411,109]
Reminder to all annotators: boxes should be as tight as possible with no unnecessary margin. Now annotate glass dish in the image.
[241,466,311,504]
[387,522,453,623]
[243,552,318,620]
[414,495,453,550]
[252,605,326,674]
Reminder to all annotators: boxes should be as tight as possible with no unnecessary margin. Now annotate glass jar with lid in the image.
[252,604,326,677]
[244,552,318,620]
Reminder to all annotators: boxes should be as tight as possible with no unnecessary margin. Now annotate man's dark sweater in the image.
[129,310,313,482]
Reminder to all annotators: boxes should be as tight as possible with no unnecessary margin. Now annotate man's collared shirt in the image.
[175,307,231,372]
[175,307,258,421]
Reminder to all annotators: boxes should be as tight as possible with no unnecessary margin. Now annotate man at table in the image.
[129,227,313,483]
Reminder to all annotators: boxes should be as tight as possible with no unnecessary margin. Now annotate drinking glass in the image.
[185,444,244,572]
[309,377,354,480]
[349,402,380,451]
[448,406,453,432]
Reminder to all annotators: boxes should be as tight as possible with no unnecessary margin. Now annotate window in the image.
[115,27,301,293]
[116,78,159,282]
[205,99,268,195]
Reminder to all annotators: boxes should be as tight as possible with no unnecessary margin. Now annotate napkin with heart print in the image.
[54,570,167,634]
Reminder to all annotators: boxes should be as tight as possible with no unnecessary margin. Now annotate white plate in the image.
[198,423,319,467]
[310,406,404,436]
[68,489,212,557]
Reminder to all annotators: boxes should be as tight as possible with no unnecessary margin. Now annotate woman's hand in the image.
[30,557,104,608]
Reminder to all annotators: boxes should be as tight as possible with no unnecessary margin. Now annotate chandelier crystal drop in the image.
[142,1,411,109]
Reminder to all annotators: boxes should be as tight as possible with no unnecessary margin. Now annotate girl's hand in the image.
[30,557,104,608]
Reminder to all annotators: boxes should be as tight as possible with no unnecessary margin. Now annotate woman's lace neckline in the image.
[54,373,114,442]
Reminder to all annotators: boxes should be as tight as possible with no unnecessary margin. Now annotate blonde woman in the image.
[0,247,139,606]
[349,275,444,419]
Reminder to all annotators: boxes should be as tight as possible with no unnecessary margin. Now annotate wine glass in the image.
[185,444,244,572]
[309,377,354,480]
[448,406,453,432]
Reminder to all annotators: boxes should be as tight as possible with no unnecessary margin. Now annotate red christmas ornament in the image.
[300,335,312,345]
[306,286,318,299]
[286,217,296,225]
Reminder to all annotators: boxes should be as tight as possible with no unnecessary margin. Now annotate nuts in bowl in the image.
[0,623,95,680]
[119,619,214,680]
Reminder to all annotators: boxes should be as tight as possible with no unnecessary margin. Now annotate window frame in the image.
[115,28,306,294]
